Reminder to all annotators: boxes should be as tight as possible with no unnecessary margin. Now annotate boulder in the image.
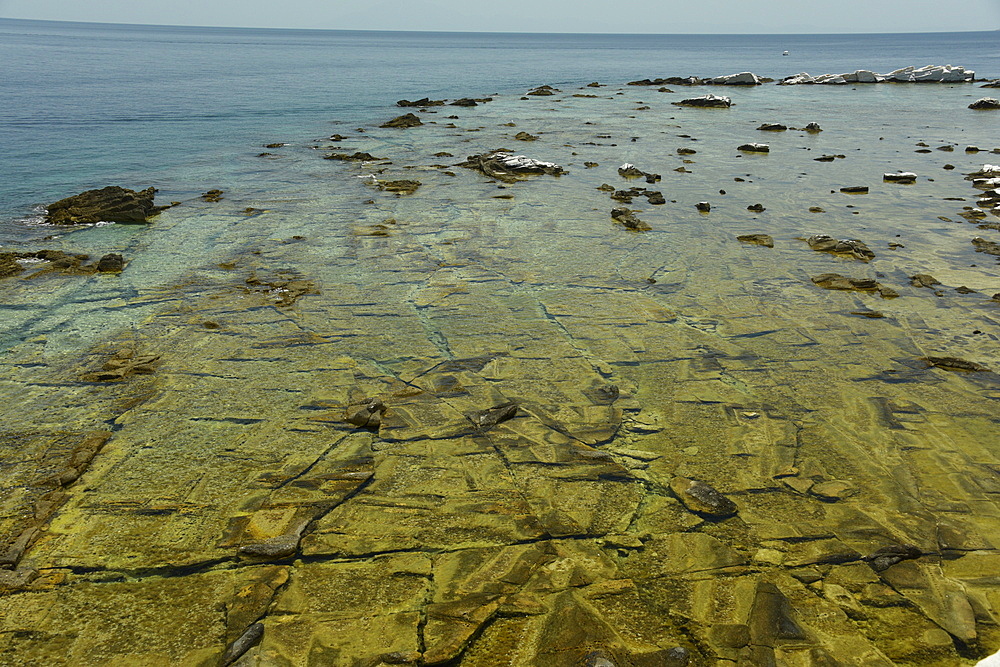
[672,94,731,108]
[380,113,423,129]
[670,477,738,519]
[884,172,917,183]
[397,98,445,107]
[450,98,479,107]
[514,131,538,141]
[457,151,565,183]
[45,186,166,225]
[807,234,875,261]
[705,72,764,85]
[969,98,1000,110]
[376,179,421,195]
[611,208,651,232]
[781,65,973,85]
[738,143,769,153]
[95,253,124,273]
[840,186,869,194]
[757,123,787,131]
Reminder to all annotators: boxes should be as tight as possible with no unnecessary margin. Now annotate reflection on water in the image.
[1,82,999,666]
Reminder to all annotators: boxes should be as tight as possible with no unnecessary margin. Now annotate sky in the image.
[1,0,999,33]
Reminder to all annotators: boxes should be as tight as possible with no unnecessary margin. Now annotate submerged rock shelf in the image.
[1,74,1000,667]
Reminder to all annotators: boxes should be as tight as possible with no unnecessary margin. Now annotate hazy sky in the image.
[1,0,999,33]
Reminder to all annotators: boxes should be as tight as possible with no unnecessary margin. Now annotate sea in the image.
[1,19,998,231]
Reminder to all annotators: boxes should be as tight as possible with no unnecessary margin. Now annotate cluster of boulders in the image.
[629,72,770,86]
[396,96,493,108]
[779,65,974,85]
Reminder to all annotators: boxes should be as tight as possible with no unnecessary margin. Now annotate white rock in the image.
[779,72,815,85]
[976,649,1000,666]
[495,153,560,170]
[707,71,762,85]
[854,70,880,83]
[782,65,973,85]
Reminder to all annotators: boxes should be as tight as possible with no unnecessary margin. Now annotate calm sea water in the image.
[1,18,998,231]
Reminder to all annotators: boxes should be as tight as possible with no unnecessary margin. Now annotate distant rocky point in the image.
[779,65,975,85]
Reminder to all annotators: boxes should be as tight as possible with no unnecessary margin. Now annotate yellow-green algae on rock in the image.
[2,80,1000,666]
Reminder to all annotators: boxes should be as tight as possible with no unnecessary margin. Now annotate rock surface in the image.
[672,94,732,108]
[457,151,565,183]
[45,186,165,225]
[381,113,423,128]
[969,98,1000,110]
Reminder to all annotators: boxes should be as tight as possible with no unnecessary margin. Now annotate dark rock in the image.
[323,151,386,162]
[807,234,875,261]
[344,398,387,429]
[677,147,697,155]
[865,544,922,572]
[749,582,807,645]
[221,622,264,666]
[397,98,445,107]
[95,253,124,273]
[747,203,766,212]
[514,131,538,141]
[618,164,645,178]
[921,356,991,372]
[457,151,565,183]
[909,274,941,288]
[757,123,787,131]
[672,94,732,108]
[969,97,1000,110]
[629,76,702,86]
[0,254,26,279]
[646,192,666,205]
[883,172,917,183]
[466,402,518,429]
[450,98,479,107]
[45,186,166,225]
[670,476,737,518]
[840,186,869,194]
[811,273,880,292]
[696,202,711,212]
[377,180,421,195]
[972,236,1000,256]
[804,122,823,132]
[201,189,224,202]
[263,143,286,148]
[434,152,453,158]
[738,143,769,152]
[738,234,773,247]
[956,285,977,294]
[527,85,558,96]
[611,207,651,232]
[587,82,601,87]
[380,113,423,129]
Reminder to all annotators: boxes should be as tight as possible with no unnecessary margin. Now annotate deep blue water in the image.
[1,18,998,223]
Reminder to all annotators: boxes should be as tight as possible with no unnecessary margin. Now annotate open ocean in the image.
[1,18,998,229]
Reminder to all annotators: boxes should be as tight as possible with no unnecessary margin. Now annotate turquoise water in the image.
[1,18,998,232]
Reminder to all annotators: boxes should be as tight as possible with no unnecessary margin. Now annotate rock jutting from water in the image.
[672,94,732,108]
[457,150,566,183]
[380,113,423,128]
[45,186,167,225]
[779,64,975,85]
[807,234,876,261]
[969,98,1000,110]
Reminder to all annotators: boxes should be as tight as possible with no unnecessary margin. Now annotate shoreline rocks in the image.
[807,234,875,261]
[45,186,166,225]
[780,65,975,85]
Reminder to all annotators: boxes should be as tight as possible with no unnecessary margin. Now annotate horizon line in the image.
[1,16,997,36]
